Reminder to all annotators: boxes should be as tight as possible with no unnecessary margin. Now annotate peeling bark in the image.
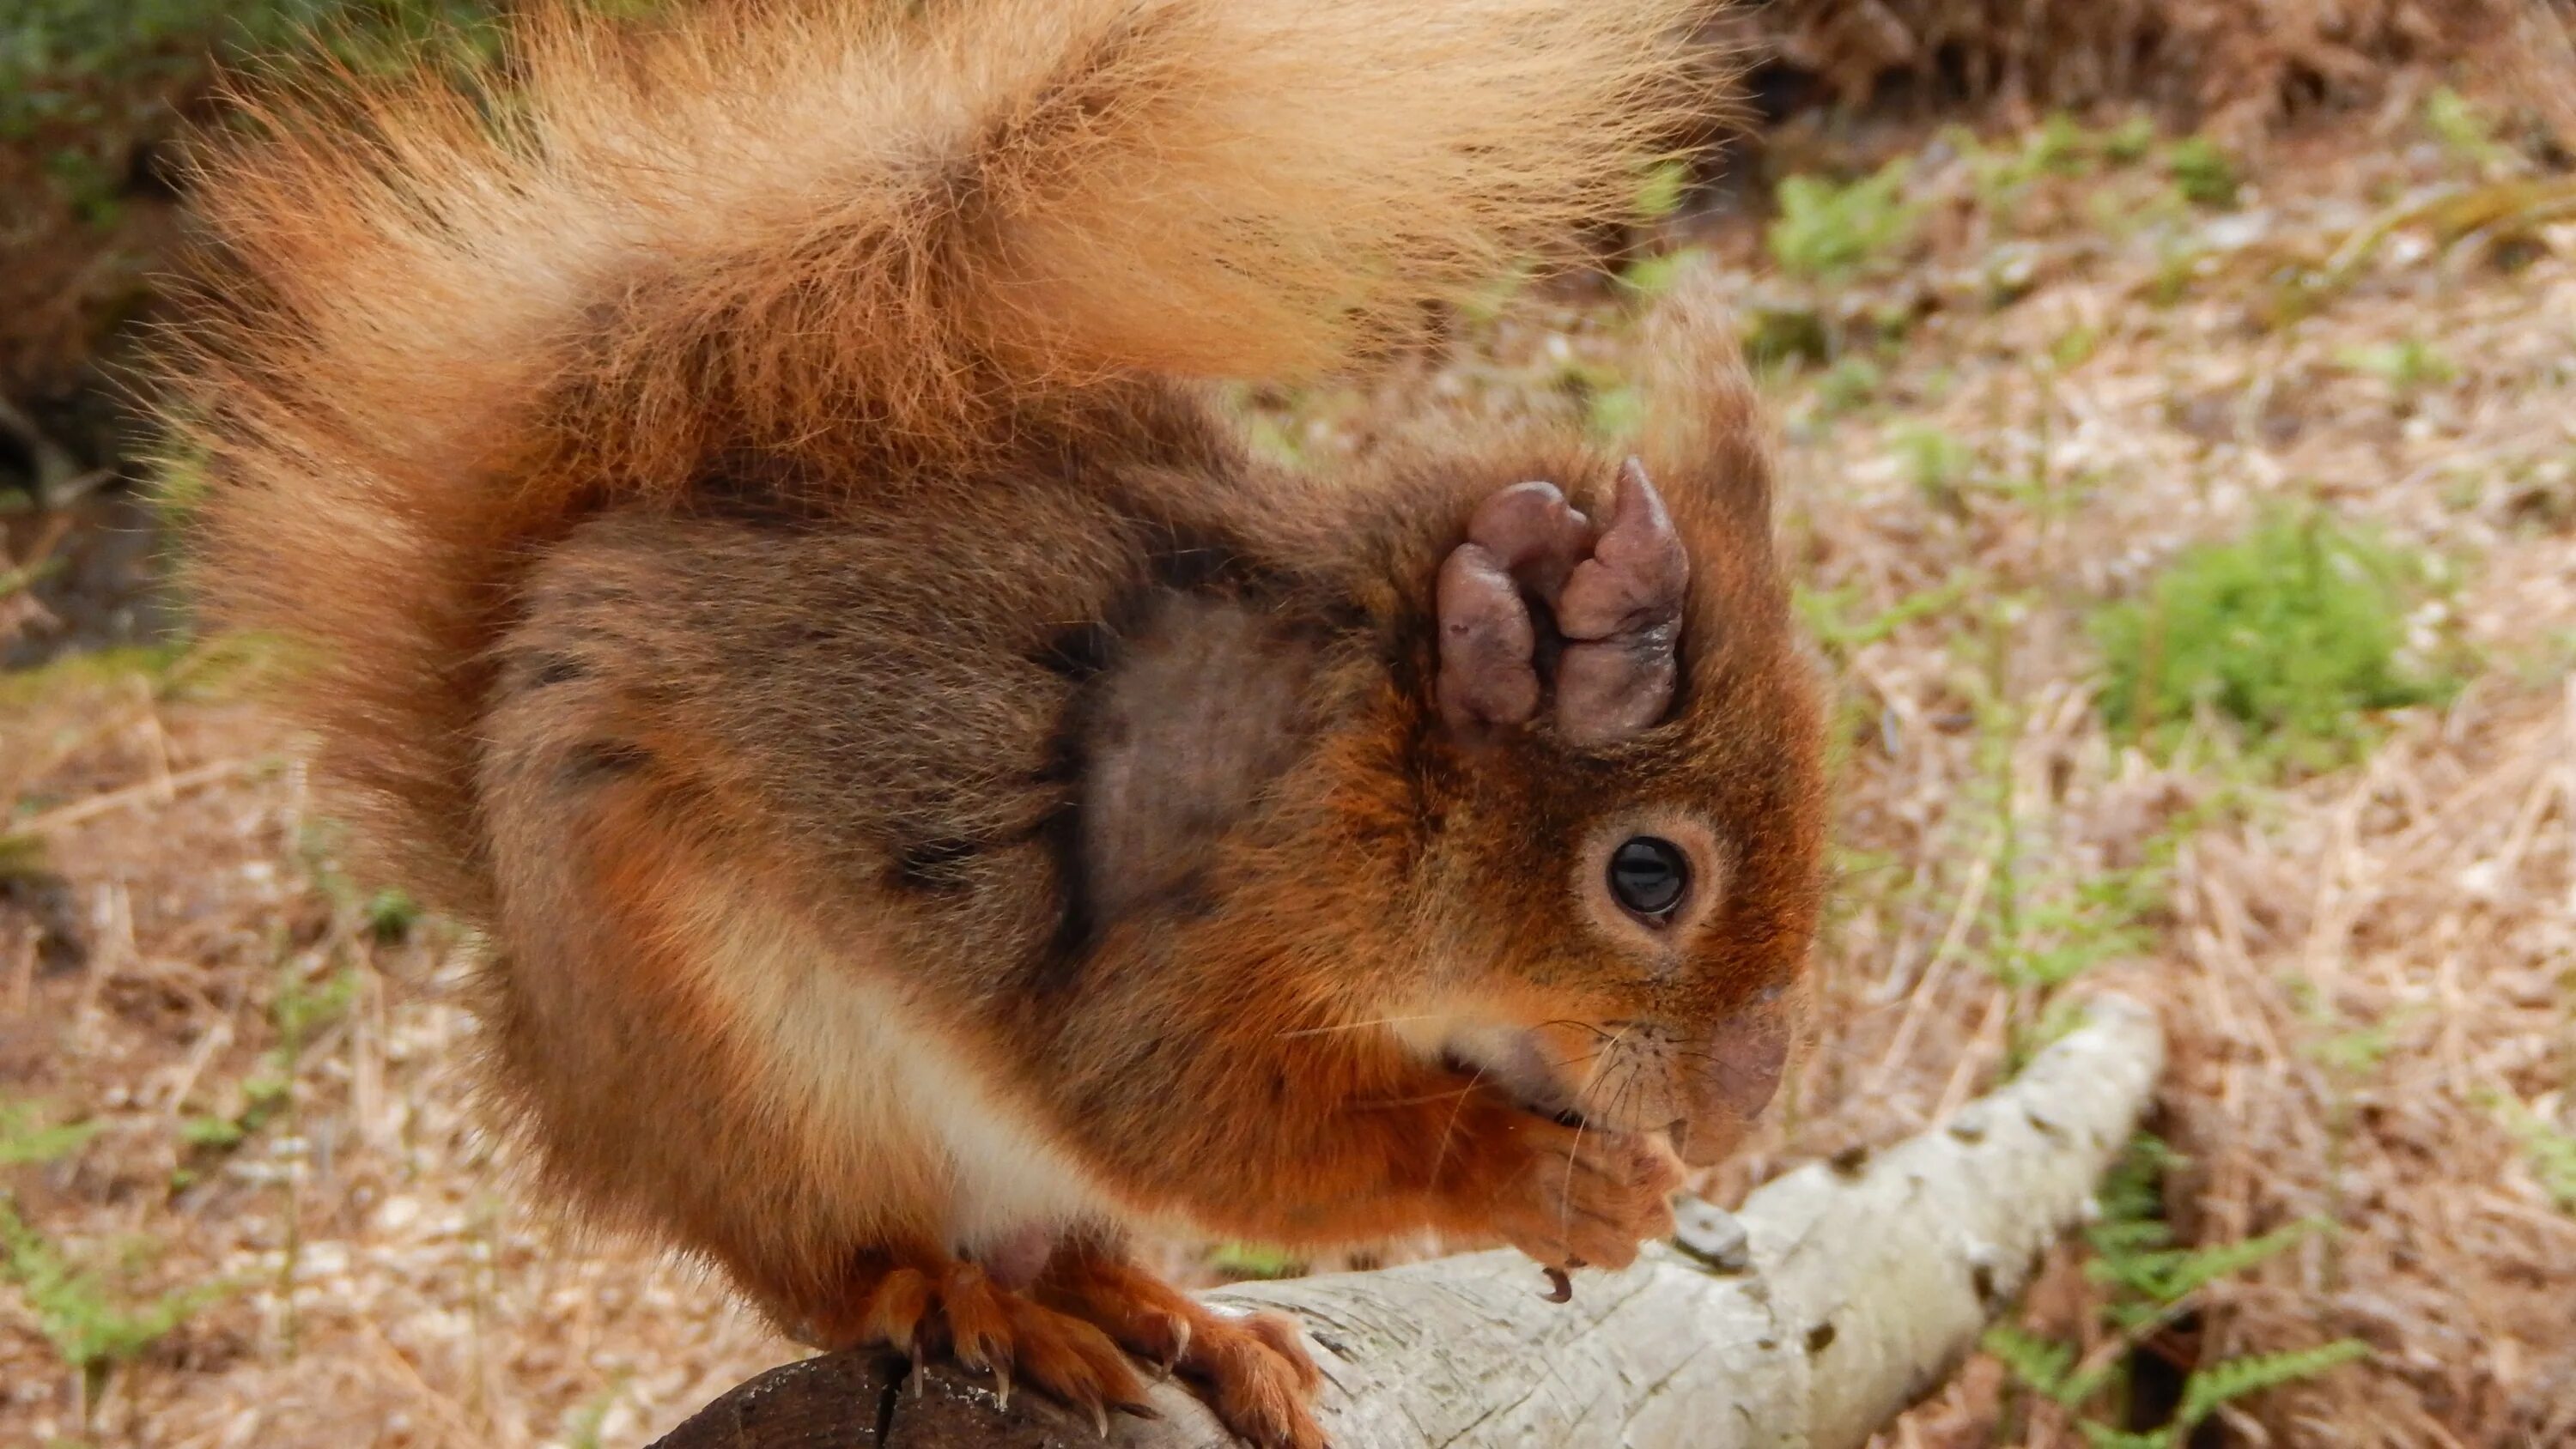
[650,994,2165,1449]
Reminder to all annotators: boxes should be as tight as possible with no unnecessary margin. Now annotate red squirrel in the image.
[164,2,1827,1444]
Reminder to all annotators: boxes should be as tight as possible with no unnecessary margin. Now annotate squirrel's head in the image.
[1360,442,1827,1168]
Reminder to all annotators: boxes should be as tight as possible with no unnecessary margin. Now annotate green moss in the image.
[2165,136,2240,209]
[1766,160,1916,282]
[2092,512,2456,771]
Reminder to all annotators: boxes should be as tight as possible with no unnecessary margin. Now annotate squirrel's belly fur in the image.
[647,876,1115,1258]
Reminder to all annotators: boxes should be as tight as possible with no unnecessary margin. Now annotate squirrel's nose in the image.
[1704,1009,1788,1119]
[1674,1003,1789,1167]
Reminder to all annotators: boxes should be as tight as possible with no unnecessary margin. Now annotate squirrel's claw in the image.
[814,1257,1145,1428]
[1042,1252,1327,1449]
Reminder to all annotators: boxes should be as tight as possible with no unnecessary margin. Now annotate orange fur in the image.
[164,0,1710,914]
[161,4,1818,1444]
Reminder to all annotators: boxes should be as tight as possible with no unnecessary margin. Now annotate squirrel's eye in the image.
[1607,836,1689,922]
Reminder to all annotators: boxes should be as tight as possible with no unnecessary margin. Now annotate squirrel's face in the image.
[1397,457,1826,1167]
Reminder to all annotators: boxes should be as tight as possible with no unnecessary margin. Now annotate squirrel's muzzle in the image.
[1672,1003,1791,1167]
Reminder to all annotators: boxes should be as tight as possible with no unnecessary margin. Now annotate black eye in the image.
[1607,836,1689,922]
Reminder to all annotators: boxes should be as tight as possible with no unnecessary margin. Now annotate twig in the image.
[1867,852,1992,1095]
[15,759,254,837]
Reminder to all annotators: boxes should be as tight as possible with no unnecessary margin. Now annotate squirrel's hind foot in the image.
[1042,1247,1328,1449]
[813,1253,1155,1434]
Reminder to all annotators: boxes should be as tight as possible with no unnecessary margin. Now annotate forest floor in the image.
[5,95,2575,1449]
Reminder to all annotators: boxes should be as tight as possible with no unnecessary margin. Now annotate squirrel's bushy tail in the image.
[165,0,1712,912]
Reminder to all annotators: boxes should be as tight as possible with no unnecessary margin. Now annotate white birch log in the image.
[651,992,2165,1449]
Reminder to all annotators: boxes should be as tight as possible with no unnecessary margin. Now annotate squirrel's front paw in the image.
[1477,1119,1685,1272]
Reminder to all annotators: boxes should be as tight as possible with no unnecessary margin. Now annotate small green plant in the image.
[1585,384,1648,445]
[296,818,445,948]
[1957,114,2158,226]
[361,887,422,943]
[176,1068,292,1165]
[1958,618,2177,1070]
[1795,572,1979,657]
[1632,158,1690,223]
[1206,1242,1301,1280]
[1767,159,1917,281]
[1739,302,1832,370]
[1453,264,1535,326]
[2143,235,2208,307]
[2165,136,2239,209]
[2100,115,2158,166]
[2023,114,2093,179]
[2493,1097,2576,1212]
[2423,87,2506,169]
[2335,337,2458,394]
[1813,356,1882,416]
[0,1100,101,1167]
[1239,408,1305,468]
[0,1198,231,1422]
[2092,513,2455,772]
[1615,248,1692,300]
[1986,1137,2368,1446]
[273,961,361,1046]
[2050,324,2102,373]
[2297,996,2421,1284]
[1556,357,1646,445]
[1891,424,1978,508]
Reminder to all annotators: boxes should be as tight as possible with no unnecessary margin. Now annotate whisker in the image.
[1559,1020,1642,1250]
[1577,1023,1635,1106]
[1561,1088,1587,1248]
[1429,1062,1489,1187]
[1536,1018,1617,1043]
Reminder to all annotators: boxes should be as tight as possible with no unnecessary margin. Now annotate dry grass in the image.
[1742,0,2568,138]
[7,84,2576,1449]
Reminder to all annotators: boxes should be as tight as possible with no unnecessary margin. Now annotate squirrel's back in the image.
[164,0,1710,916]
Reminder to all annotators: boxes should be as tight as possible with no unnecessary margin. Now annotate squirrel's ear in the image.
[1635,260,1775,542]
[1552,459,1687,746]
[1436,482,1589,734]
[1436,464,1688,748]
